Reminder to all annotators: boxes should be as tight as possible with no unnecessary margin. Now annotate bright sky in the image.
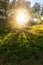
[28,0,43,6]
[10,0,43,5]
[10,0,13,3]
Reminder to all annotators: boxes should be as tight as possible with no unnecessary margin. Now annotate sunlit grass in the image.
[29,24,43,35]
[0,20,43,65]
[0,24,43,44]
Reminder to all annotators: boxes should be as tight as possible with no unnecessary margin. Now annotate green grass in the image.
[0,23,43,65]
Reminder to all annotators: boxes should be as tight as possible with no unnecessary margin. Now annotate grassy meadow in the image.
[0,19,43,65]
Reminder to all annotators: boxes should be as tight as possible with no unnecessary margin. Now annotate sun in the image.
[9,6,32,29]
[14,7,29,28]
[16,9,27,25]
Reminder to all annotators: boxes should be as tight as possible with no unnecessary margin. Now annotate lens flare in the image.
[9,6,32,29]
[14,7,29,28]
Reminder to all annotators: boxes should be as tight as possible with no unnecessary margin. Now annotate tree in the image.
[0,0,9,19]
[0,0,10,32]
[33,3,41,14]
[41,4,43,15]
[33,3,41,18]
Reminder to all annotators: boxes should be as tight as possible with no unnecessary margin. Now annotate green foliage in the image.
[0,26,43,65]
[0,0,9,17]
[33,3,41,14]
